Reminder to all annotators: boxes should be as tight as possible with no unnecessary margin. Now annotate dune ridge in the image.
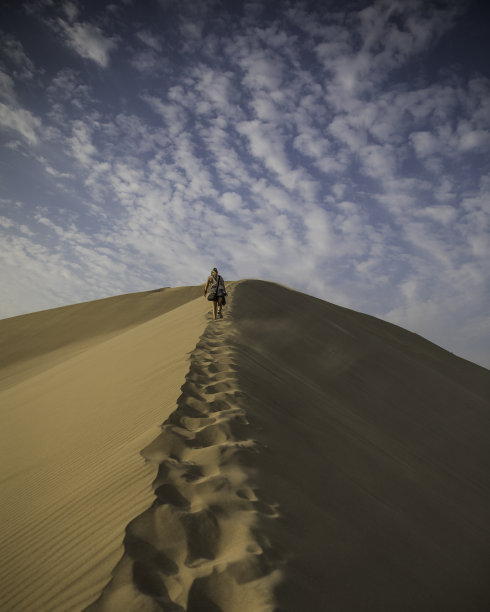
[86,283,282,611]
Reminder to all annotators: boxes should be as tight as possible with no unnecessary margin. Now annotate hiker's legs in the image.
[217,296,224,318]
[212,300,217,319]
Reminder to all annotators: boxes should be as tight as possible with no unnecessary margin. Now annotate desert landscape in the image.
[1,280,489,611]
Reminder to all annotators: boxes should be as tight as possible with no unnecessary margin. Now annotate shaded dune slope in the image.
[89,280,490,612]
[230,280,490,612]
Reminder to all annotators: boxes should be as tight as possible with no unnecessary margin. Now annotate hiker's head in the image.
[212,267,218,277]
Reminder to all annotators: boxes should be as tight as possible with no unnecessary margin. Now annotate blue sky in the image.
[1,0,489,368]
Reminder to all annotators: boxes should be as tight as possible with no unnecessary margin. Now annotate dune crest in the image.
[86,283,282,611]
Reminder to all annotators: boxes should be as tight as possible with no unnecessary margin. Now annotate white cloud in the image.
[199,121,255,190]
[0,34,35,79]
[142,94,188,138]
[0,102,41,144]
[329,115,367,151]
[402,221,454,267]
[303,206,333,256]
[0,70,16,105]
[0,216,15,229]
[57,19,117,67]
[414,205,457,225]
[236,119,293,187]
[384,269,490,368]
[358,144,396,180]
[0,220,118,318]
[220,192,244,213]
[293,130,329,161]
[129,49,160,73]
[180,20,203,46]
[136,29,162,52]
[63,1,79,22]
[240,52,285,92]
[69,120,97,166]
[45,68,94,119]
[410,130,440,158]
[35,155,74,180]
[192,67,236,117]
[457,126,490,152]
[251,181,295,213]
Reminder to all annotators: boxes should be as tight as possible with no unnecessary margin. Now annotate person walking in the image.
[204,268,227,320]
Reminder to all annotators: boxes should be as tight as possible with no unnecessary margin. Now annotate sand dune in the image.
[1,280,489,611]
[0,286,206,611]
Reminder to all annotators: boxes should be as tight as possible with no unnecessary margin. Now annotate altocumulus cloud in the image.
[0,0,489,368]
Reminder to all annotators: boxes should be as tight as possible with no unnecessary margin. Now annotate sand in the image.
[230,281,490,611]
[0,286,205,611]
[1,280,489,611]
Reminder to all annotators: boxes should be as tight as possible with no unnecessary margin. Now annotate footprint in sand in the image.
[88,291,281,612]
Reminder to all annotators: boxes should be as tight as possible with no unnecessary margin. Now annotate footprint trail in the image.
[86,285,282,612]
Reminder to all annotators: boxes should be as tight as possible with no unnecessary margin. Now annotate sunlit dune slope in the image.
[229,280,490,612]
[0,286,207,612]
[0,285,202,388]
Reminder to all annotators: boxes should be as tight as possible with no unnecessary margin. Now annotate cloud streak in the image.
[57,20,117,67]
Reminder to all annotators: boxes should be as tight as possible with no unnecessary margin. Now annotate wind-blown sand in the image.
[1,280,489,611]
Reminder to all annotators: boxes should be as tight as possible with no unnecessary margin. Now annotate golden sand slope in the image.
[0,286,206,611]
[1,280,490,612]
[0,286,202,390]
